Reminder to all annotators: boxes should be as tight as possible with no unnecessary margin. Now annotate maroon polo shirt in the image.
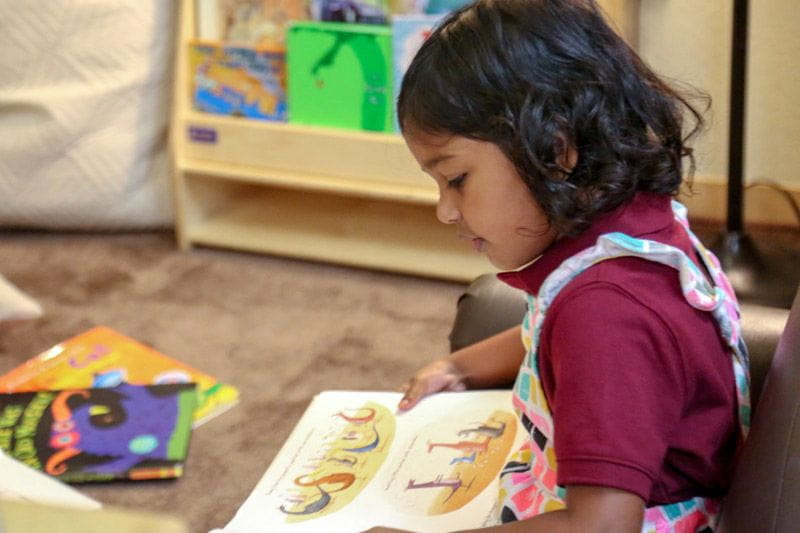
[498,193,739,505]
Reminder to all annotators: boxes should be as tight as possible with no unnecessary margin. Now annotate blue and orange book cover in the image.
[0,382,196,483]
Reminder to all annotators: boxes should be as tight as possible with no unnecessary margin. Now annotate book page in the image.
[0,499,188,533]
[218,390,523,532]
[0,450,100,509]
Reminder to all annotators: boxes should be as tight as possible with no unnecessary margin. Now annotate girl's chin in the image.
[487,251,540,271]
[487,256,518,271]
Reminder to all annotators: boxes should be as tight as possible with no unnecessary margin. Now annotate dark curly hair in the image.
[398,0,707,236]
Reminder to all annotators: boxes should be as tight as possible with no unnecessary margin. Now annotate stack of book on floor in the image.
[0,326,239,483]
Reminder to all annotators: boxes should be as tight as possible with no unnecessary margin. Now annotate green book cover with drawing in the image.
[0,383,196,483]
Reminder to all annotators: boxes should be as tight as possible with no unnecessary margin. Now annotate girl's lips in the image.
[458,231,484,252]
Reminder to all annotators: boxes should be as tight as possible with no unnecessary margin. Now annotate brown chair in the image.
[450,274,796,532]
[718,288,800,533]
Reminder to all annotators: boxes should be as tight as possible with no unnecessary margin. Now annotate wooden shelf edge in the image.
[177,157,439,205]
[176,110,430,190]
[187,230,488,283]
[181,189,491,282]
[180,109,406,146]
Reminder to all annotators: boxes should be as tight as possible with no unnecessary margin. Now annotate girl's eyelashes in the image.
[447,173,467,188]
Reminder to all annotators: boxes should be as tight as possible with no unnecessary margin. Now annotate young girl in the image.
[371,0,750,531]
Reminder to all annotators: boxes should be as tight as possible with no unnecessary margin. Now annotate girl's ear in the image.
[554,133,578,173]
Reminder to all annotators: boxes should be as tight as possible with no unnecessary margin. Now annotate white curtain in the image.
[0,0,177,229]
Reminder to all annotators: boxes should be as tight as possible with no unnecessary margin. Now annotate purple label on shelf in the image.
[188,126,217,144]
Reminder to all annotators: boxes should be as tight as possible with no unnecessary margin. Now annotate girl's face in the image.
[404,129,557,270]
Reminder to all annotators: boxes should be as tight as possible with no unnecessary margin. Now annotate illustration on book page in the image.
[279,400,396,522]
[220,390,523,533]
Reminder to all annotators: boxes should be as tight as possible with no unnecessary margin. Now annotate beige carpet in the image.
[0,229,467,532]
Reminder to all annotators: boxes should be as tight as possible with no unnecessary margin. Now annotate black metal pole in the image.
[727,0,748,233]
[711,0,799,308]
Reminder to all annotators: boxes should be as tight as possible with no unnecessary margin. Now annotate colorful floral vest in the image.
[498,201,750,532]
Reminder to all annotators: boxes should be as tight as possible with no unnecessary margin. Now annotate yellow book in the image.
[0,326,238,426]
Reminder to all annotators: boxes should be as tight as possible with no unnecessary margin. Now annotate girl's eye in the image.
[447,174,467,189]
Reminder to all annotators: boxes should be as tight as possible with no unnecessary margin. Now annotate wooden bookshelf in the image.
[171,0,495,281]
[171,0,638,281]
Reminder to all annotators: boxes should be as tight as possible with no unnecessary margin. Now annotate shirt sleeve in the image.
[539,281,687,501]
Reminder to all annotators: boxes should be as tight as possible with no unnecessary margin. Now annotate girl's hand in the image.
[398,358,467,411]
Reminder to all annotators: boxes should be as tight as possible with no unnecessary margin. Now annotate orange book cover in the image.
[0,326,238,426]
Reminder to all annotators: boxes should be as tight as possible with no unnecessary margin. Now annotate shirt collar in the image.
[497,192,675,294]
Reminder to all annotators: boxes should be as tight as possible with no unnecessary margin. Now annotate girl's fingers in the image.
[398,378,427,411]
[448,379,467,391]
[398,359,464,412]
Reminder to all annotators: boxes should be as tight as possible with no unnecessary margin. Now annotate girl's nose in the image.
[436,190,460,224]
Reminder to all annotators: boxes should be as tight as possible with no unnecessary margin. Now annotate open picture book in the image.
[216,390,524,533]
